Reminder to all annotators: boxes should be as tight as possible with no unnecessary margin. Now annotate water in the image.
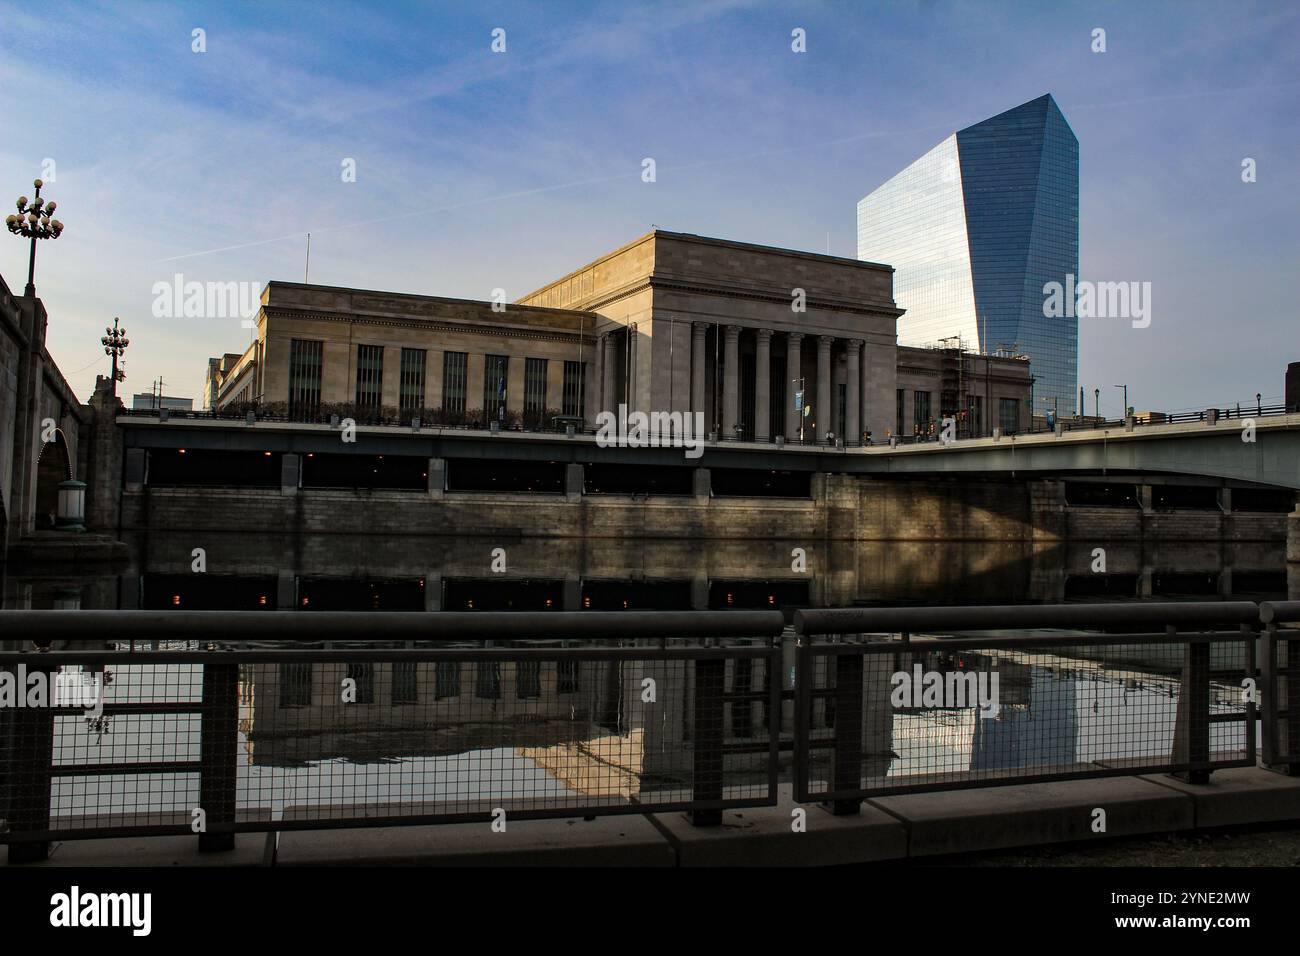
[4,531,1284,825]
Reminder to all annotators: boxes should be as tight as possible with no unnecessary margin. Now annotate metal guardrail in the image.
[792,603,1259,812]
[117,402,1294,448]
[0,611,785,861]
[1260,602,1300,772]
[2,602,1294,861]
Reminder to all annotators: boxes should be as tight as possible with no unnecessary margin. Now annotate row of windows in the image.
[286,340,586,416]
[279,660,582,706]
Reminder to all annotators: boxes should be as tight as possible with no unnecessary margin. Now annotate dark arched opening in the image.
[34,431,73,530]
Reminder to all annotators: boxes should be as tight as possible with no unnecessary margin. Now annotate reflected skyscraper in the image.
[857,94,1080,417]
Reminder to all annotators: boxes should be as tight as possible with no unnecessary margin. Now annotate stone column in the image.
[845,339,862,442]
[785,332,803,440]
[691,322,707,419]
[859,341,871,440]
[754,329,772,441]
[817,335,833,441]
[723,325,740,438]
[602,333,617,415]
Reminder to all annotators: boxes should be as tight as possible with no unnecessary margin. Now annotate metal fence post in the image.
[828,650,864,815]
[688,657,725,826]
[198,660,240,851]
[4,668,56,863]
[1265,620,1300,774]
[1173,628,1211,784]
[1284,626,1300,774]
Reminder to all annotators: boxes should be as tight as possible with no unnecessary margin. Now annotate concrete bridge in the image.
[112,407,1300,490]
[0,274,88,552]
[856,414,1300,490]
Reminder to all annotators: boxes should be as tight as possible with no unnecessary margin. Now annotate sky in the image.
[0,0,1296,418]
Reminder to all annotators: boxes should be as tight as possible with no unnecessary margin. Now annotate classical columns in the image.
[816,335,833,441]
[753,329,772,441]
[846,339,862,442]
[785,332,802,441]
[601,333,617,414]
[722,325,740,437]
[691,322,707,418]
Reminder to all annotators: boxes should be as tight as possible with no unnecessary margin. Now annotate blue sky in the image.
[1,0,1296,416]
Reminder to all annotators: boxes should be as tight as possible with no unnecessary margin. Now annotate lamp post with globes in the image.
[101,318,129,399]
[5,179,64,297]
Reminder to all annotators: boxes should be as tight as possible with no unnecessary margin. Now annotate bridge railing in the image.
[1260,602,1300,773]
[2,602,1290,859]
[791,603,1259,813]
[0,611,785,861]
[118,401,1295,450]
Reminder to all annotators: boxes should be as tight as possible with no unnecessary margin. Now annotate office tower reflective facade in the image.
[857,94,1079,416]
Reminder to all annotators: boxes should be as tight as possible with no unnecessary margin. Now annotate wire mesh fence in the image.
[794,634,1255,803]
[0,639,782,848]
[0,603,1288,857]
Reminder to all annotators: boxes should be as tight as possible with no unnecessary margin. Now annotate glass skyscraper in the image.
[857,94,1079,417]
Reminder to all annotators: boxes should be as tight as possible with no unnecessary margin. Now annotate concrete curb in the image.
[647,785,907,866]
[1138,767,1300,828]
[274,813,676,866]
[867,776,1193,857]
[8,770,1300,866]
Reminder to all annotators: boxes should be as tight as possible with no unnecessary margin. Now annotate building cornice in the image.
[261,307,598,347]
[562,275,903,319]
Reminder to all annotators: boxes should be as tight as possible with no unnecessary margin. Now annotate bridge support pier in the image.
[425,573,442,611]
[565,463,584,499]
[691,572,709,610]
[563,574,581,610]
[427,458,446,497]
[1138,484,1155,515]
[124,448,147,492]
[1217,568,1233,597]
[1137,566,1153,598]
[276,571,296,610]
[692,468,711,499]
[280,453,300,495]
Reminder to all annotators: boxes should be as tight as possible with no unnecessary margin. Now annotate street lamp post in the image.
[1094,388,1100,421]
[102,318,129,399]
[5,178,64,297]
[1113,384,1129,421]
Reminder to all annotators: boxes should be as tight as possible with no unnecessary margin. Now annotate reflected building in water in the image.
[237,649,780,805]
